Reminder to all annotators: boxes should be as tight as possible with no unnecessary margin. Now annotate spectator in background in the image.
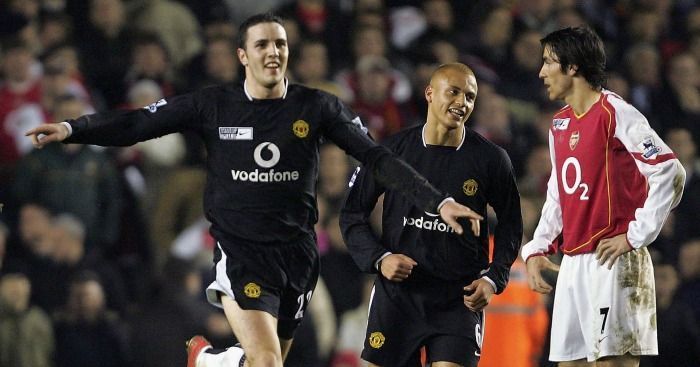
[623,43,661,117]
[292,39,346,100]
[49,214,128,315]
[348,55,414,141]
[53,271,130,367]
[664,128,700,247]
[499,28,547,125]
[0,263,55,367]
[471,89,537,178]
[130,0,204,68]
[13,95,123,252]
[654,52,700,143]
[461,4,513,76]
[38,11,73,51]
[0,221,7,270]
[640,260,700,367]
[0,37,43,170]
[130,256,232,367]
[676,239,700,323]
[125,33,178,99]
[77,0,132,108]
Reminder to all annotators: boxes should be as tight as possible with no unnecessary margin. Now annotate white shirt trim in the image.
[421,123,466,150]
[243,78,288,101]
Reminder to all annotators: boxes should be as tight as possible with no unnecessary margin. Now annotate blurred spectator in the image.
[183,35,240,91]
[0,263,54,367]
[318,144,353,210]
[292,39,346,99]
[498,28,547,125]
[512,0,557,35]
[49,214,128,315]
[0,37,43,169]
[53,271,130,367]
[518,144,552,198]
[606,71,630,100]
[125,32,178,98]
[676,239,700,319]
[654,52,700,143]
[130,0,204,68]
[640,261,700,367]
[471,89,538,177]
[623,43,661,117]
[130,256,231,367]
[462,4,513,76]
[346,55,414,140]
[12,95,122,252]
[277,0,352,71]
[77,0,132,108]
[330,274,373,367]
[38,12,73,51]
[664,128,700,246]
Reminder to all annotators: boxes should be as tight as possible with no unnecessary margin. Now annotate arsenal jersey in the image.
[522,90,685,258]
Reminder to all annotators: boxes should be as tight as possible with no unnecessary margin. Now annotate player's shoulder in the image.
[195,82,246,101]
[382,124,423,151]
[600,89,644,119]
[287,83,338,103]
[466,127,508,156]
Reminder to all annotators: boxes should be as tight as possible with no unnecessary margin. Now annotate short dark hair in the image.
[237,12,284,50]
[541,26,607,90]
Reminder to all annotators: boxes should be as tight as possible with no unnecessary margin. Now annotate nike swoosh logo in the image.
[598,336,609,343]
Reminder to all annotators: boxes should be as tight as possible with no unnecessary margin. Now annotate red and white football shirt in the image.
[523,90,685,258]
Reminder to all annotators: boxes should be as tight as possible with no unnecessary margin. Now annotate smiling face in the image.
[539,45,574,101]
[425,66,477,130]
[237,22,288,91]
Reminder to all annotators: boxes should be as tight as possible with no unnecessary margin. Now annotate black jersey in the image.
[64,82,446,243]
[340,125,522,293]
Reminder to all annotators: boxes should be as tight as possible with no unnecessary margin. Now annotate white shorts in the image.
[549,248,658,362]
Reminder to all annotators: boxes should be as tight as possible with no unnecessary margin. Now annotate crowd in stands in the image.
[0,0,699,366]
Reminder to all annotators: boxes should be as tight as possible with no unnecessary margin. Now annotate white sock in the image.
[197,346,245,367]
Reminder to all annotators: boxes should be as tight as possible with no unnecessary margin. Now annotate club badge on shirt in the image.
[569,131,580,150]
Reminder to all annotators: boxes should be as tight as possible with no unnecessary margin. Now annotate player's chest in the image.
[403,149,488,202]
[205,102,322,154]
[552,114,612,161]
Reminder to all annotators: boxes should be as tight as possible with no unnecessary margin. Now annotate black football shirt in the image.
[64,82,446,243]
[341,125,523,293]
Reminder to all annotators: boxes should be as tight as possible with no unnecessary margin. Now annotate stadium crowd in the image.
[0,0,699,366]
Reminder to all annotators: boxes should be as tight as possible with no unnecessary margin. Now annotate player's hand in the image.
[25,123,70,149]
[596,233,632,270]
[438,200,483,236]
[525,256,559,294]
[463,278,495,312]
[379,254,417,282]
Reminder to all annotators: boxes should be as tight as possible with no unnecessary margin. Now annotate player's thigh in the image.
[221,295,281,356]
[596,354,639,367]
[558,360,593,367]
[431,361,462,367]
[277,235,320,339]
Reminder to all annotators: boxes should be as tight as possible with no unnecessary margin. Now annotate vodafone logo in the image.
[231,142,299,182]
[254,142,281,168]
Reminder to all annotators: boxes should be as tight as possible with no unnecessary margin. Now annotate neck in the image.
[244,78,286,99]
[424,121,463,147]
[565,80,601,116]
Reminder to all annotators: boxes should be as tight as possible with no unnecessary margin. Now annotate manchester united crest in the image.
[368,332,385,349]
[244,282,261,298]
[462,179,478,196]
[293,120,309,138]
[569,131,580,150]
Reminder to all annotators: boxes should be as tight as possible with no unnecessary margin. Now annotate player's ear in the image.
[237,48,248,67]
[425,85,433,103]
[567,64,578,76]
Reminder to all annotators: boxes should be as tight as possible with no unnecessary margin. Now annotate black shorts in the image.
[361,276,483,367]
[205,234,320,339]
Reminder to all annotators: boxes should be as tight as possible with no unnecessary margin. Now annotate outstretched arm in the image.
[26,94,202,148]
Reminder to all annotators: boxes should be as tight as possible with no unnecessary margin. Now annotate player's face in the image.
[539,45,574,101]
[238,22,288,89]
[426,68,477,130]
